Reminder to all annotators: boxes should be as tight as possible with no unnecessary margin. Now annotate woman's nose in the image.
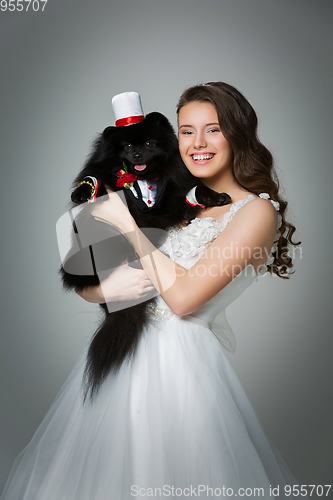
[193,132,207,149]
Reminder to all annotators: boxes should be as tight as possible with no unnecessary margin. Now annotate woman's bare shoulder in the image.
[221,196,278,244]
[239,195,278,219]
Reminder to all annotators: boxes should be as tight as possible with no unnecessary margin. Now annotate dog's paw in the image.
[71,184,94,203]
[214,192,231,206]
[195,184,231,208]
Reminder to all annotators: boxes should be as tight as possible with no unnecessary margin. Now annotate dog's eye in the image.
[145,141,153,149]
[124,144,132,151]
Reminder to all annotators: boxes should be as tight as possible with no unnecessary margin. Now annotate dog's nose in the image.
[134,153,142,161]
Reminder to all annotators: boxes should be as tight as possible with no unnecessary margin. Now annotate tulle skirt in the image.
[1,314,301,499]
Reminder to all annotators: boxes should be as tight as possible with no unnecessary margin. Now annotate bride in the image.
[1,82,303,499]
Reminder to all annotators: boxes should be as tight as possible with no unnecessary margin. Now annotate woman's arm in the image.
[75,284,105,304]
[75,263,155,304]
[91,192,278,316]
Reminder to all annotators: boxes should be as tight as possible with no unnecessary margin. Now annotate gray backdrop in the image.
[1,0,332,492]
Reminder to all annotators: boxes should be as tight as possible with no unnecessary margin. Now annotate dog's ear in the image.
[145,112,172,129]
[102,126,117,139]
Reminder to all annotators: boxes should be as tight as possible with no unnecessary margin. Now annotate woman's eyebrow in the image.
[178,122,220,129]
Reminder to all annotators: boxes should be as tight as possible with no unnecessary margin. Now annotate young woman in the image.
[1,83,302,499]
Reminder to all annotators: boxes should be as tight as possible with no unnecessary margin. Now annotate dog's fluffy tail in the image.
[82,301,152,402]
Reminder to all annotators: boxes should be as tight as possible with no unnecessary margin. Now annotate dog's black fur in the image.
[60,112,230,400]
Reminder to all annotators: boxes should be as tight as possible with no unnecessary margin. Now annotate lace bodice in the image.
[160,193,281,272]
[153,194,282,351]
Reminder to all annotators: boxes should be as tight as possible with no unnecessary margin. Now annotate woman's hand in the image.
[89,189,135,234]
[75,263,156,305]
[100,263,156,303]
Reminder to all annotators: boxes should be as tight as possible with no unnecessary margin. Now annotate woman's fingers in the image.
[100,263,156,303]
[133,270,155,294]
[89,190,134,233]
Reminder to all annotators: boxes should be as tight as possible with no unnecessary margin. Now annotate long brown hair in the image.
[177,82,300,278]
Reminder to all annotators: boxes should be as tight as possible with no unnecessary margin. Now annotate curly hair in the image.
[176,82,300,278]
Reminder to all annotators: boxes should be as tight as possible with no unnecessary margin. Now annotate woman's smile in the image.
[190,152,216,164]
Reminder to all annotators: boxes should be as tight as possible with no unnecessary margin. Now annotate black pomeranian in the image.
[60,111,230,400]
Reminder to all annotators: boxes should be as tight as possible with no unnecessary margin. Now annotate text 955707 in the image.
[1,0,47,11]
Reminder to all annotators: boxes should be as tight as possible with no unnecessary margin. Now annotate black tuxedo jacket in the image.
[123,178,169,213]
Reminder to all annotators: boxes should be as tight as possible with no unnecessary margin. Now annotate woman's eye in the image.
[181,131,193,135]
[124,144,132,151]
[145,141,153,148]
[208,128,220,133]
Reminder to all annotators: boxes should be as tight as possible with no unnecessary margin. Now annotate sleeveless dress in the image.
[1,194,303,500]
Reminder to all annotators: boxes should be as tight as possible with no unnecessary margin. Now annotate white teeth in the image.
[192,154,214,161]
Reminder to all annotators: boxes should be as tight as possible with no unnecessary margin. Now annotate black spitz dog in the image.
[61,111,230,400]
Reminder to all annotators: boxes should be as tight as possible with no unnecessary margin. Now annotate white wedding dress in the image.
[1,194,304,500]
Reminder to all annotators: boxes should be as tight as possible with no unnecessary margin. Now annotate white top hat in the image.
[111,91,144,127]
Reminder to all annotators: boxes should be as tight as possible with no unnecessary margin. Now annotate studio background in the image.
[1,0,332,492]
